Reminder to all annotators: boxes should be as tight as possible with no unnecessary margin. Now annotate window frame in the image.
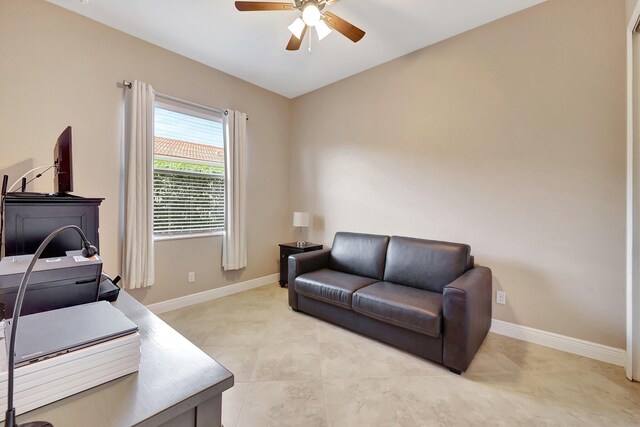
[153,96,226,242]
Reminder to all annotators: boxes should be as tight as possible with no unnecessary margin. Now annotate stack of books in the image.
[0,331,140,420]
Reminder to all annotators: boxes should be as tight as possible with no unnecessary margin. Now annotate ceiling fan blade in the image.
[324,0,341,5]
[235,1,295,11]
[286,26,307,50]
[323,11,365,43]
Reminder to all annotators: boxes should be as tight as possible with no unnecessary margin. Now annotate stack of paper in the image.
[0,332,140,420]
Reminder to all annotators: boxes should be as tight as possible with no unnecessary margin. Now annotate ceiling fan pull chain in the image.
[308,31,312,54]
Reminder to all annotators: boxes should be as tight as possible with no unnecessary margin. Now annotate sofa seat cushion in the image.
[352,282,443,337]
[295,269,378,309]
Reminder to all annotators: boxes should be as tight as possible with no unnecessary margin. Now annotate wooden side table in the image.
[279,242,323,287]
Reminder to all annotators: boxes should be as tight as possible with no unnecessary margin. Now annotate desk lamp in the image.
[293,212,310,247]
[4,225,97,427]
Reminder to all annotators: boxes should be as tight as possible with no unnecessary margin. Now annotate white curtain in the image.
[122,80,155,288]
[222,110,248,270]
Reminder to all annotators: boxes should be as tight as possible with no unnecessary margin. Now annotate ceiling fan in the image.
[234,0,365,51]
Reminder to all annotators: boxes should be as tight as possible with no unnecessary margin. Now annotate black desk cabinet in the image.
[279,242,323,287]
[4,194,103,258]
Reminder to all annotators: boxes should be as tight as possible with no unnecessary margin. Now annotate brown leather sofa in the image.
[288,232,492,374]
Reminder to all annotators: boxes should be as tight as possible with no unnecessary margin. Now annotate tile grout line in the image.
[246,339,261,383]
[391,374,420,426]
[317,320,332,427]
[218,286,276,426]
[231,381,249,427]
[320,378,331,427]
[229,297,266,427]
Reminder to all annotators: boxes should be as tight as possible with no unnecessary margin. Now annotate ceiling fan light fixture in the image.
[315,19,332,40]
[287,17,306,39]
[302,3,321,27]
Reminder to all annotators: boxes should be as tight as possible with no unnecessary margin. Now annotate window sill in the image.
[154,231,224,242]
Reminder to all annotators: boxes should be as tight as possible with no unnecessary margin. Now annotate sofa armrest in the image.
[288,249,331,310]
[442,266,492,373]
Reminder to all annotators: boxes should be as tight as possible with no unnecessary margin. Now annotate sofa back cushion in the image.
[329,232,390,280]
[383,236,471,293]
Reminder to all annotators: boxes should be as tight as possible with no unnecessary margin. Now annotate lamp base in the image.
[5,408,53,427]
[17,423,53,427]
[296,241,306,248]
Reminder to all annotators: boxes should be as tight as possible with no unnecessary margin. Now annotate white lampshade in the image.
[287,17,305,40]
[315,20,332,41]
[302,3,321,27]
[293,211,310,227]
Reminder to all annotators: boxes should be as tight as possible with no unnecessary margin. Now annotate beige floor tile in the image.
[316,320,371,344]
[378,345,448,378]
[201,345,258,382]
[236,380,326,427]
[574,355,640,394]
[314,318,441,378]
[202,319,270,346]
[263,315,318,344]
[251,341,322,381]
[482,333,587,374]
[222,381,248,427]
[459,369,640,426]
[190,300,276,324]
[160,284,640,426]
[320,339,395,379]
[323,378,417,427]
[525,370,640,424]
[396,374,569,426]
[464,340,522,376]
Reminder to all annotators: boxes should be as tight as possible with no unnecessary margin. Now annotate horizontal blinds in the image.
[154,104,223,145]
[153,169,225,235]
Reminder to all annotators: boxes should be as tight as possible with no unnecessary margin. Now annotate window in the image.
[153,97,224,238]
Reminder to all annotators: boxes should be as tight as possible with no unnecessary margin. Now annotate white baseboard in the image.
[146,273,279,315]
[490,319,625,367]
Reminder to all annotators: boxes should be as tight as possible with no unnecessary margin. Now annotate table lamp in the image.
[293,212,310,247]
[4,225,98,427]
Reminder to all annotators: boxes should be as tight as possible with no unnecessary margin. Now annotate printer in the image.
[0,254,102,318]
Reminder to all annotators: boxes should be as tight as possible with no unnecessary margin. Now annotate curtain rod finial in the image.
[224,110,249,120]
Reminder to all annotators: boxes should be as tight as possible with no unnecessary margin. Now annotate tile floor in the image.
[159,284,640,426]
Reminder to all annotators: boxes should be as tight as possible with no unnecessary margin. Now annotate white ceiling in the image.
[48,0,546,98]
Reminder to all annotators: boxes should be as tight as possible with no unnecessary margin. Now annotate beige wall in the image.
[0,0,291,305]
[0,0,629,348]
[290,0,627,348]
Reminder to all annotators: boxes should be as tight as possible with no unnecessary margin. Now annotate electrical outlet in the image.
[496,291,506,305]
[188,272,195,283]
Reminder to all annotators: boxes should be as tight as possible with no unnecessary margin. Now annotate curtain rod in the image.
[122,80,248,120]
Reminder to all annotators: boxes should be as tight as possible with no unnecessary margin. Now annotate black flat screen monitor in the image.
[54,126,73,194]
